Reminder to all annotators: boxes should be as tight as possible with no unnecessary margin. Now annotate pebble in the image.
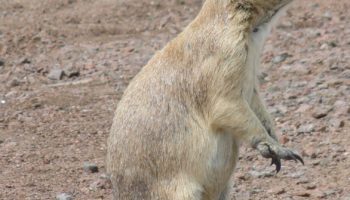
[312,107,331,119]
[272,53,289,64]
[268,187,286,195]
[248,170,274,178]
[320,157,332,167]
[64,67,80,78]
[48,69,64,80]
[89,177,111,190]
[7,78,21,87]
[83,162,99,173]
[293,191,311,197]
[297,177,310,184]
[295,104,311,113]
[286,171,305,179]
[317,126,327,132]
[305,184,317,190]
[325,190,336,196]
[340,69,350,79]
[0,59,4,66]
[297,124,315,133]
[329,119,345,128]
[20,57,31,64]
[56,193,73,200]
[320,43,329,50]
[323,11,333,20]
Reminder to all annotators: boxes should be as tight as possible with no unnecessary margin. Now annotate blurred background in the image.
[0,0,349,199]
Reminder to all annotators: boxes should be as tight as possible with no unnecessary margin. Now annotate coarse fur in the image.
[107,0,303,199]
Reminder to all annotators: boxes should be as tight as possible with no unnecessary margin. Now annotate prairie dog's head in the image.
[229,0,293,32]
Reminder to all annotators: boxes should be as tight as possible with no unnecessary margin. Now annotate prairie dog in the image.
[107,0,303,199]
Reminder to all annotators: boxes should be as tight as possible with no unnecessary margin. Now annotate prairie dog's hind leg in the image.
[158,174,203,200]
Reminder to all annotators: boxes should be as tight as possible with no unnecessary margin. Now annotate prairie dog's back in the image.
[106,51,201,197]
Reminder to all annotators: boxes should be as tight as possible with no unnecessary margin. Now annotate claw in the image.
[293,153,304,165]
[271,157,281,173]
[284,151,304,165]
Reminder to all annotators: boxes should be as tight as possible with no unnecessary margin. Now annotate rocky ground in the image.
[0,0,349,199]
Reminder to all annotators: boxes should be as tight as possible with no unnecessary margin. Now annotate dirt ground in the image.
[0,0,349,199]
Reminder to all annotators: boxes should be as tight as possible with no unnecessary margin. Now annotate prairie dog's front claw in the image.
[257,143,304,173]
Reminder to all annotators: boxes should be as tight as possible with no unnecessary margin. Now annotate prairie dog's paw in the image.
[257,142,304,172]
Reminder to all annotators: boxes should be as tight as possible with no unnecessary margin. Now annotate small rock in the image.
[56,193,73,200]
[295,104,312,113]
[297,124,315,133]
[237,173,250,181]
[122,47,135,53]
[248,170,274,178]
[285,92,298,100]
[329,119,345,128]
[293,191,311,197]
[340,70,350,79]
[311,190,326,198]
[325,190,336,196]
[312,107,331,119]
[63,67,80,78]
[20,58,31,64]
[100,173,111,180]
[311,3,319,8]
[320,43,329,50]
[89,177,111,190]
[317,126,327,132]
[251,188,263,194]
[0,59,4,66]
[297,177,310,184]
[268,187,286,195]
[272,53,289,64]
[286,171,305,179]
[48,69,64,80]
[7,78,21,87]
[305,184,317,190]
[83,162,99,173]
[311,159,320,166]
[323,11,333,20]
[328,41,337,48]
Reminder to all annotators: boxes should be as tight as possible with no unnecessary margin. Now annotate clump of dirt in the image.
[0,0,349,199]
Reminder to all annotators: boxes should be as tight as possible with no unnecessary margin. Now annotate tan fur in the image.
[107,0,302,199]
